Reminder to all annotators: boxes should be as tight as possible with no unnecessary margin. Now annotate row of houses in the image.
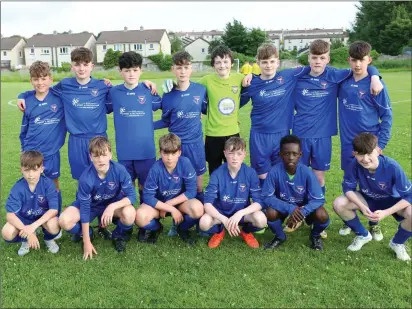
[1,27,349,69]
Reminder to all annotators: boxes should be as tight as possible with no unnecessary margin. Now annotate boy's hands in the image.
[162,79,175,94]
[171,208,183,224]
[103,78,113,86]
[159,210,167,218]
[359,206,378,221]
[100,204,115,228]
[373,209,389,222]
[143,80,158,95]
[83,241,97,260]
[27,234,40,250]
[370,76,383,96]
[19,224,37,238]
[286,207,305,229]
[226,211,244,236]
[222,217,239,237]
[17,99,25,112]
[242,74,253,87]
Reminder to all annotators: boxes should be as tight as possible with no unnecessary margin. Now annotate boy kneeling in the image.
[333,133,412,261]
[135,133,204,246]
[199,137,267,248]
[2,151,61,256]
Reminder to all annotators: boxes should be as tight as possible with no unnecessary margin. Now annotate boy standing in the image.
[199,137,266,249]
[240,60,252,75]
[261,135,330,251]
[58,137,137,258]
[135,133,204,246]
[2,151,61,256]
[19,61,66,210]
[333,133,411,261]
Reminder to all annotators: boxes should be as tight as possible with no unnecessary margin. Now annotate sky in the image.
[1,1,359,38]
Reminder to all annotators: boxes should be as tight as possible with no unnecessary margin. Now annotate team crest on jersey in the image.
[91,88,99,97]
[108,182,116,190]
[239,184,246,192]
[378,182,387,190]
[138,96,146,104]
[37,195,45,203]
[321,81,328,89]
[172,174,180,183]
[50,104,58,112]
[358,90,366,98]
[276,76,284,84]
[231,86,239,94]
[193,96,200,104]
[296,186,304,194]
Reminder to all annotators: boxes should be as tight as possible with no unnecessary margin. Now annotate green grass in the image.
[1,72,411,308]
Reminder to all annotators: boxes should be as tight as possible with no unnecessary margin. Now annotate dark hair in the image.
[349,41,372,60]
[309,39,330,55]
[119,51,143,69]
[71,47,93,63]
[210,45,233,66]
[257,43,279,60]
[89,136,112,156]
[172,51,192,65]
[159,133,181,153]
[225,137,246,152]
[29,61,51,78]
[20,150,44,170]
[280,135,301,151]
[352,133,378,155]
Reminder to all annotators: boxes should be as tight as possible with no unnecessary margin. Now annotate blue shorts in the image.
[15,212,59,225]
[181,142,207,176]
[68,134,103,180]
[300,137,332,171]
[341,147,354,171]
[72,200,107,223]
[43,152,60,179]
[119,158,156,186]
[250,130,289,175]
[362,194,404,222]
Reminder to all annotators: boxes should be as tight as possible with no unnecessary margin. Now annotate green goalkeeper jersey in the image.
[199,73,244,137]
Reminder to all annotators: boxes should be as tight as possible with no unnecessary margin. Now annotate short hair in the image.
[159,133,181,153]
[224,137,246,152]
[172,51,192,65]
[349,41,372,60]
[257,43,279,60]
[29,61,51,78]
[210,45,233,66]
[119,51,143,70]
[20,150,44,170]
[280,135,301,151]
[89,136,112,156]
[352,133,378,155]
[71,47,93,63]
[309,40,330,55]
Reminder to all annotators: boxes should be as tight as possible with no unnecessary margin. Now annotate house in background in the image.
[24,31,96,67]
[95,27,171,63]
[175,30,223,41]
[1,36,26,69]
[183,37,210,62]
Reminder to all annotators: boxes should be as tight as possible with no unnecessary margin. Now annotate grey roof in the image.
[26,32,94,47]
[183,37,209,47]
[284,33,349,39]
[175,30,223,36]
[96,29,166,44]
[284,28,345,34]
[181,37,194,46]
[1,36,24,50]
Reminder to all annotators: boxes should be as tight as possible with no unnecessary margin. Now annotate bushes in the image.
[148,53,173,71]
[297,53,309,65]
[232,52,255,65]
[103,48,122,70]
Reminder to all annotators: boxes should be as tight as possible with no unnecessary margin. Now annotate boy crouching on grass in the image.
[58,137,137,259]
[199,137,267,249]
[2,151,61,256]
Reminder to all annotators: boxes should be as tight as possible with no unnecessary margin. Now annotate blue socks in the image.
[343,216,368,236]
[196,192,204,204]
[68,222,81,235]
[242,223,260,233]
[321,186,326,195]
[112,220,133,238]
[267,219,286,240]
[179,214,198,231]
[207,224,223,235]
[392,225,412,245]
[312,218,330,237]
[5,235,25,243]
[43,228,61,240]
[57,191,62,213]
[143,219,161,231]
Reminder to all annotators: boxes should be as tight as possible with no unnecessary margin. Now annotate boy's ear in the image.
[352,151,356,156]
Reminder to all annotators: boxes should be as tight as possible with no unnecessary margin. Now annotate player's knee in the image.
[121,206,136,224]
[43,217,60,234]
[135,208,151,227]
[58,212,74,230]
[190,200,204,218]
[266,207,281,221]
[252,211,267,228]
[333,196,349,214]
[1,224,16,241]
[402,205,412,221]
[315,206,329,223]
[199,214,213,231]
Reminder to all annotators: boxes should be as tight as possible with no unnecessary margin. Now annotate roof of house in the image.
[175,30,223,36]
[96,29,167,44]
[183,37,209,48]
[284,33,349,40]
[26,32,94,47]
[1,36,24,50]
[284,28,345,34]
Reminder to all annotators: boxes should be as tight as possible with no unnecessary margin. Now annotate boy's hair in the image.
[309,40,330,55]
[210,45,233,66]
[349,41,371,60]
[224,137,246,152]
[71,47,93,63]
[89,136,112,156]
[29,61,51,78]
[119,51,143,70]
[159,133,181,153]
[280,135,302,151]
[172,51,192,65]
[20,150,44,170]
[352,133,378,155]
[257,43,279,60]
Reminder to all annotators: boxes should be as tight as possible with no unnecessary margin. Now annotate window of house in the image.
[288,46,291,50]
[300,39,303,43]
[149,43,154,49]
[3,51,6,56]
[113,44,121,51]
[201,48,205,53]
[102,45,107,51]
[60,47,68,54]
[41,48,50,55]
[19,51,23,58]
[30,48,35,54]
[134,44,143,50]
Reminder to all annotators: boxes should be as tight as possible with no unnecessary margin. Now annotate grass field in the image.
[1,71,411,308]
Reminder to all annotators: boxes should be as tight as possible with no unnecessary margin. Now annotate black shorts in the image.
[205,133,240,175]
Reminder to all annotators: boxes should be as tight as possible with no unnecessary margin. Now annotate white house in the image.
[1,36,26,69]
[283,33,349,51]
[266,32,281,51]
[24,31,96,67]
[175,30,223,41]
[184,37,209,62]
[95,27,171,63]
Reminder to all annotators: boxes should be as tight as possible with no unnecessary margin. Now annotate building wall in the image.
[24,47,53,67]
[184,39,209,61]
[84,35,97,63]
[1,39,26,68]
[159,32,171,55]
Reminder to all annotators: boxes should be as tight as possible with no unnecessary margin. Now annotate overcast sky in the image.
[1,1,359,38]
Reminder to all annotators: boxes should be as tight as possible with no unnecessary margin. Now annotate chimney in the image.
[140,26,144,31]
[124,26,128,31]
[53,30,57,35]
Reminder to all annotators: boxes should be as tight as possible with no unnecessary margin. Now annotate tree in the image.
[245,28,266,56]
[169,34,183,53]
[103,48,122,69]
[208,38,223,54]
[330,38,344,49]
[221,19,248,54]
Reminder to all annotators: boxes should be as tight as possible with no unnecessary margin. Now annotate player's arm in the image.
[77,179,96,259]
[261,171,297,213]
[17,90,35,112]
[373,87,392,151]
[204,173,229,223]
[5,189,26,231]
[240,84,252,108]
[19,113,29,151]
[299,171,325,217]
[142,80,158,95]
[151,93,162,111]
[153,98,171,130]
[105,89,113,114]
[291,65,311,79]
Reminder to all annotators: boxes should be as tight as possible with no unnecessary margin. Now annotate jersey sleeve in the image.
[328,67,352,84]
[143,166,159,208]
[300,170,325,216]
[45,179,59,211]
[248,170,262,206]
[240,82,252,108]
[151,93,162,111]
[119,167,137,206]
[5,185,23,213]
[392,161,412,204]
[291,66,311,79]
[373,86,392,149]
[105,88,113,114]
[78,178,93,223]
[342,159,359,194]
[19,112,29,151]
[52,81,63,95]
[18,90,35,100]
[160,96,172,124]
[201,90,208,115]
[182,159,197,200]
[204,172,219,204]
[261,169,296,213]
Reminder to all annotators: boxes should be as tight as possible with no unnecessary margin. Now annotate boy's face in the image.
[21,165,44,186]
[30,75,52,94]
[172,62,192,84]
[213,55,232,78]
[258,56,279,77]
[224,147,246,169]
[308,52,330,75]
[160,150,181,170]
[348,55,372,77]
[71,61,94,80]
[353,148,379,170]
[120,67,141,86]
[90,148,112,173]
[280,143,302,170]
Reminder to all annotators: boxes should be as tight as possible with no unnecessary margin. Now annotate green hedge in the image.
[148,53,173,71]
